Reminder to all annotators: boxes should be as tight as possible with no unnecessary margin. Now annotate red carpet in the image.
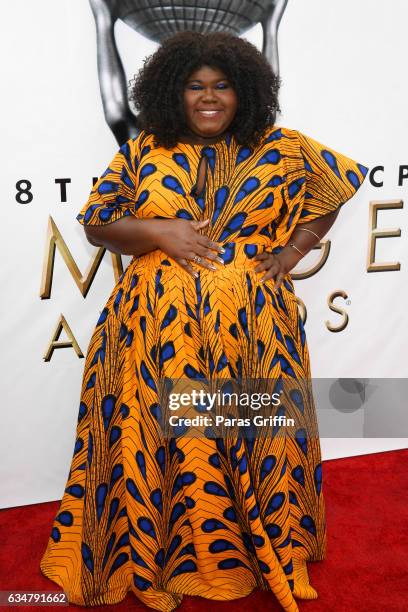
[1,448,407,611]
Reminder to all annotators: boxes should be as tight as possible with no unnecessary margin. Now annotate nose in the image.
[201,87,217,102]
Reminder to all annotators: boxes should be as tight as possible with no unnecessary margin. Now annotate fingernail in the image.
[210,264,216,270]
[193,272,199,278]
[216,257,224,265]
[219,247,225,254]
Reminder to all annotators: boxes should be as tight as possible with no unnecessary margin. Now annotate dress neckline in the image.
[176,131,232,148]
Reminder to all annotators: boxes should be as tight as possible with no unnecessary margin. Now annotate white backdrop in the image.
[1,0,407,509]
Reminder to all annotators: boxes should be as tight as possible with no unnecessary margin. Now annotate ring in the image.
[193,255,202,264]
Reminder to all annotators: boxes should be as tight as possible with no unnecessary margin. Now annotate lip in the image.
[196,110,224,118]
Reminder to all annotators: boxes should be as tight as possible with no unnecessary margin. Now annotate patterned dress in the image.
[40,126,368,611]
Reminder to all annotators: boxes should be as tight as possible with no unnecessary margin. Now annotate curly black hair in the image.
[128,31,281,149]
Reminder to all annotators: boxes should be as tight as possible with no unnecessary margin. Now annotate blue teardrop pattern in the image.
[41,124,370,610]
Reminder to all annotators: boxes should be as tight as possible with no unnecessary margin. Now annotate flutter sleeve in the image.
[76,135,141,226]
[295,129,369,224]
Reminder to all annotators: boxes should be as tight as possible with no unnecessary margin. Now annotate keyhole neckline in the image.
[190,152,209,200]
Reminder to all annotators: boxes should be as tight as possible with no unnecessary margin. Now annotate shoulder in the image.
[257,125,333,167]
[121,130,157,157]
[135,130,156,147]
[258,125,301,150]
[254,126,303,170]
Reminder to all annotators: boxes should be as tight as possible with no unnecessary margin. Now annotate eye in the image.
[186,83,203,90]
[216,82,230,89]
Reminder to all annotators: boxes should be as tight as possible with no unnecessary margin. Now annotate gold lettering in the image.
[326,290,349,332]
[43,313,84,361]
[40,216,125,298]
[367,200,402,272]
[295,295,307,325]
[292,240,331,280]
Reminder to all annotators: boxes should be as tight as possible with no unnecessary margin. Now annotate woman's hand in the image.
[154,218,225,278]
[253,250,296,292]
[253,217,335,290]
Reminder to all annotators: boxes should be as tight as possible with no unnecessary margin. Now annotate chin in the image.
[196,125,227,137]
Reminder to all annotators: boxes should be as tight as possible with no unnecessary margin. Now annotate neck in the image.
[178,129,230,145]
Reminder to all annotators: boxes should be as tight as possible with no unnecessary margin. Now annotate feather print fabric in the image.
[40,126,368,611]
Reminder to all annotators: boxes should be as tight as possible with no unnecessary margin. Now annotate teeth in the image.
[199,111,219,116]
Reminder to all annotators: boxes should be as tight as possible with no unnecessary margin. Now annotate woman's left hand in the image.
[253,252,290,291]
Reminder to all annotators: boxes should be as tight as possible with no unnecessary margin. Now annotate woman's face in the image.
[183,65,238,141]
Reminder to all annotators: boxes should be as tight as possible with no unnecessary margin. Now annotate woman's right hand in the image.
[154,218,225,278]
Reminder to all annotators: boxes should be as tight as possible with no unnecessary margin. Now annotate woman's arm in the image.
[275,208,340,271]
[82,217,225,280]
[254,209,340,287]
[83,216,163,256]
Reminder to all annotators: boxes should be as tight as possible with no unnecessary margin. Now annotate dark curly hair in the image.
[128,31,281,149]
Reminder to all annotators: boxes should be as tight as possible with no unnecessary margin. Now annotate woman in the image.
[40,32,368,611]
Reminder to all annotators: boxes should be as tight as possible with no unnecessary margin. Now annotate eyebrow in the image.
[186,78,230,83]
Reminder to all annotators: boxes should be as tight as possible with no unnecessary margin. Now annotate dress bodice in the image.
[130,128,287,248]
[77,125,368,255]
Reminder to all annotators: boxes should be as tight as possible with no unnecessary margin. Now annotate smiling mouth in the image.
[197,110,223,117]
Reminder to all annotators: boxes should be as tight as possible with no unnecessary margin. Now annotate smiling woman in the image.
[40,30,369,612]
[129,31,280,149]
[182,66,238,143]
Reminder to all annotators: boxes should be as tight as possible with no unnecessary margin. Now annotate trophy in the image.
[89,0,288,144]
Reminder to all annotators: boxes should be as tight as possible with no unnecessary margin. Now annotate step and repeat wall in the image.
[1,0,407,508]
